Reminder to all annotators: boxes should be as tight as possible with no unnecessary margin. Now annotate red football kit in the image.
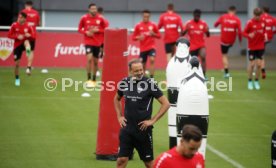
[21,8,40,38]
[214,13,242,45]
[78,13,106,46]
[8,22,35,48]
[158,11,183,44]
[132,21,161,52]
[183,19,209,51]
[243,18,266,50]
[154,147,205,168]
[261,13,276,42]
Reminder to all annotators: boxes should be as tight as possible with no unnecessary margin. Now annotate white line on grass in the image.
[207,144,245,168]
[211,99,276,104]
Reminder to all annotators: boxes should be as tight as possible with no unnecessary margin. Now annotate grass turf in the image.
[0,67,275,168]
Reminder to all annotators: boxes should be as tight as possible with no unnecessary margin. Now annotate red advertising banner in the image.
[0,31,222,69]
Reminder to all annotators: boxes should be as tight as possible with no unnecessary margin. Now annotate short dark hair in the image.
[263,6,270,13]
[142,9,151,14]
[193,9,201,16]
[167,3,174,11]
[228,6,236,11]
[98,7,104,14]
[25,1,33,6]
[20,12,27,18]
[88,3,96,8]
[128,59,142,70]
[182,125,202,142]
[254,7,262,16]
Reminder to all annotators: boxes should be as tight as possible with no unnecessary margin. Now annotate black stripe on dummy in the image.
[272,130,276,168]
[168,87,179,105]
[176,114,209,137]
[182,72,205,84]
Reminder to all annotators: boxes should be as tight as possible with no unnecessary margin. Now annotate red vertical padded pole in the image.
[96,29,128,160]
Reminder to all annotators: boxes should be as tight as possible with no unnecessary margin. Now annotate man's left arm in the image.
[138,95,170,131]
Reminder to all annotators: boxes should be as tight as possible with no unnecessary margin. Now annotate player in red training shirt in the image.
[260,7,276,79]
[8,12,35,86]
[154,125,204,168]
[78,3,106,87]
[214,6,242,78]
[182,9,210,78]
[158,3,183,62]
[21,0,40,75]
[243,8,265,90]
[97,7,109,62]
[132,10,161,79]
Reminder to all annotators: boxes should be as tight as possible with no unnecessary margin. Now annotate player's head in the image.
[253,7,262,20]
[193,9,201,22]
[98,7,104,15]
[175,37,190,58]
[178,125,202,158]
[142,10,151,23]
[128,59,144,80]
[228,6,236,14]
[25,1,33,8]
[88,3,97,16]
[18,12,27,24]
[167,3,174,11]
[189,56,200,69]
[262,6,270,13]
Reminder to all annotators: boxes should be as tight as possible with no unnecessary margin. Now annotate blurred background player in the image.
[214,6,242,78]
[8,12,34,86]
[21,0,40,75]
[97,7,109,62]
[243,8,265,90]
[260,7,276,79]
[158,3,183,62]
[182,9,210,79]
[154,125,204,168]
[132,10,161,79]
[78,3,106,87]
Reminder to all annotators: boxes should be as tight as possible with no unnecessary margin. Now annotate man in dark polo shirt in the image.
[114,59,170,168]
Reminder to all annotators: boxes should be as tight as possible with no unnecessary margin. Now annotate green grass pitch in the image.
[0,67,275,168]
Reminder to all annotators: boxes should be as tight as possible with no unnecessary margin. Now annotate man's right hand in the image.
[85,31,93,37]
[118,116,127,128]
[137,35,145,41]
[17,35,24,40]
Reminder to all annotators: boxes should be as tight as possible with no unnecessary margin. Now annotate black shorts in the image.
[118,128,153,162]
[248,50,264,61]
[85,45,100,58]
[190,48,200,57]
[30,40,36,50]
[139,49,156,63]
[13,44,25,61]
[165,42,176,54]
[221,44,232,54]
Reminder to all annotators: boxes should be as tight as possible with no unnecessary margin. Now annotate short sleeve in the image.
[149,80,163,99]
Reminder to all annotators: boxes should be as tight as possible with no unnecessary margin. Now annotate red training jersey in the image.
[261,13,276,42]
[21,8,40,38]
[98,15,109,45]
[132,21,161,52]
[214,13,242,45]
[243,18,265,50]
[8,21,35,48]
[183,19,209,51]
[154,147,205,168]
[158,11,183,44]
[78,13,106,46]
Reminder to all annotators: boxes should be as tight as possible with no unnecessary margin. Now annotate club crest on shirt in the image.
[148,26,153,30]
[86,20,90,24]
[24,28,28,33]
[199,25,204,29]
[96,20,100,24]
[137,87,144,93]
